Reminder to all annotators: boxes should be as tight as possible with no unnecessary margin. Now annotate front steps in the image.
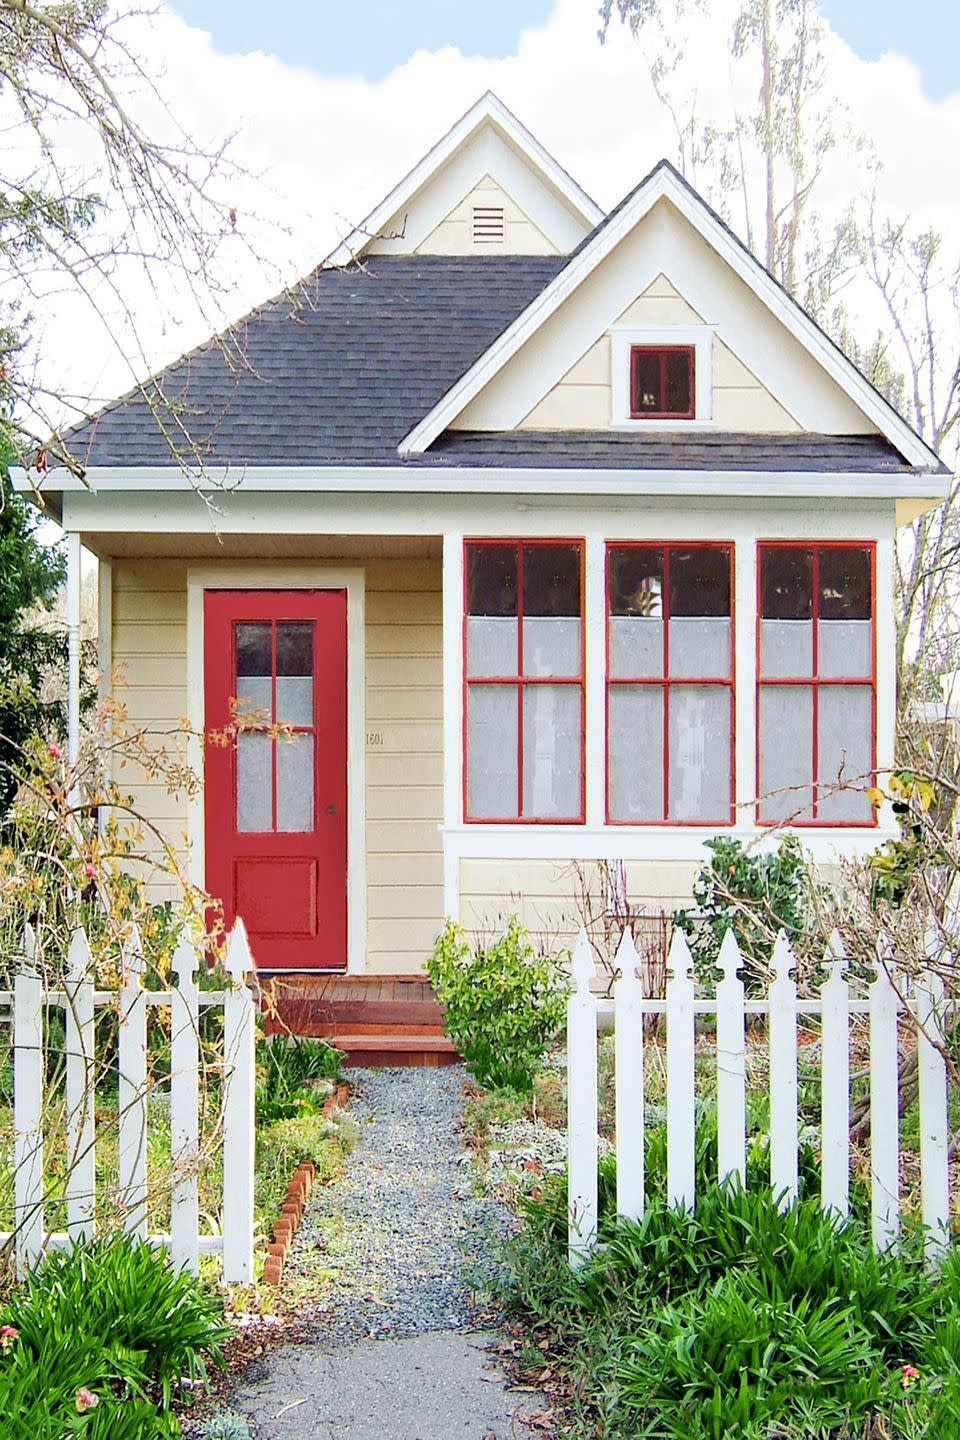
[258,974,459,1067]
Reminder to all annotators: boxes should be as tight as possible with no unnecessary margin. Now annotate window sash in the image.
[757,543,876,826]
[464,540,585,823]
[605,543,734,824]
[629,345,696,419]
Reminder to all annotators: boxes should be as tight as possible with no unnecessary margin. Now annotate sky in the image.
[21,0,960,428]
[166,0,959,100]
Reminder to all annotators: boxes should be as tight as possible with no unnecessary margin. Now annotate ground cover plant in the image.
[0,1237,229,1438]
[429,916,568,1093]
[495,1137,960,1440]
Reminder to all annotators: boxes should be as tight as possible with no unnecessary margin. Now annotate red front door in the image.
[204,589,347,971]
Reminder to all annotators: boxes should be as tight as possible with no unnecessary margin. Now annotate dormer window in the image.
[630,345,695,419]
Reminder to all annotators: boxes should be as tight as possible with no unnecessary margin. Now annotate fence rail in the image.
[2,918,257,1281]
[566,925,951,1268]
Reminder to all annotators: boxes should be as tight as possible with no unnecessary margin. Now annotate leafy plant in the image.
[256,1034,343,1123]
[428,916,568,1094]
[675,836,814,989]
[0,1236,229,1428]
[496,1151,960,1440]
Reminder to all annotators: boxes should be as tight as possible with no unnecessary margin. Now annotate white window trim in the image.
[611,324,716,429]
[186,564,367,974]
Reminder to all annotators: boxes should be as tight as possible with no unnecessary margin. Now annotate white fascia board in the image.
[399,165,943,474]
[14,463,950,503]
[325,92,602,269]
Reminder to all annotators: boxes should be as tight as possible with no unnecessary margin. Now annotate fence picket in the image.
[869,947,900,1249]
[222,919,256,1284]
[768,932,799,1209]
[715,929,746,1187]
[65,928,96,1241]
[614,929,645,1221]
[819,930,850,1219]
[915,961,949,1259]
[118,925,148,1238]
[170,933,201,1274]
[567,930,599,1265]
[665,929,696,1210]
[14,926,44,1274]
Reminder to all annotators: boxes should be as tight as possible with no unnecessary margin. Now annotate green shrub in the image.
[256,1034,344,1123]
[0,1237,229,1433]
[427,916,568,1094]
[675,836,814,989]
[496,1147,958,1439]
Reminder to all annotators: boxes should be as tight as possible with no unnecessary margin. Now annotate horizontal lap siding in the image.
[111,557,445,976]
[111,561,191,886]
[364,559,444,974]
[460,858,700,952]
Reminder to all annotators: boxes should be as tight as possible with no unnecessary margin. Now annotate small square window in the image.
[630,346,695,419]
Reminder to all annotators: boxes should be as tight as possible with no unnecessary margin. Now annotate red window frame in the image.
[755,541,877,827]
[605,541,736,826]
[629,345,696,420]
[463,538,586,824]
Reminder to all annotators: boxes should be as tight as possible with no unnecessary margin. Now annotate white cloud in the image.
[26,0,960,419]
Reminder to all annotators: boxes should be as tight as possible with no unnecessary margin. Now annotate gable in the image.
[335,94,600,263]
[413,174,558,257]
[513,274,801,432]
[448,197,873,436]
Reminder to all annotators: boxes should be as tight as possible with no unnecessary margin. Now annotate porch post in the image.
[441,532,464,921]
[66,531,82,769]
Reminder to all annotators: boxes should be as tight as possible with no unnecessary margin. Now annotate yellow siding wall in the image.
[459,857,700,952]
[517,273,800,431]
[415,174,558,256]
[110,557,444,974]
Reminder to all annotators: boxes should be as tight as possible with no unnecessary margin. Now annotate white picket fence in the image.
[567,925,952,1267]
[1,918,257,1281]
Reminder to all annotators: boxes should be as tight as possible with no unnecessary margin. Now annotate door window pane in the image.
[277,732,315,832]
[275,621,314,725]
[236,732,272,832]
[466,685,518,819]
[608,685,663,820]
[817,685,873,823]
[668,687,731,821]
[235,623,272,716]
[522,685,581,818]
[758,685,814,823]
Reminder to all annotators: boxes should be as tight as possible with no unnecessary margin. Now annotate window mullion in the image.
[662,547,671,823]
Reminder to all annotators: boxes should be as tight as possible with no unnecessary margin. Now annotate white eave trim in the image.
[11,463,950,503]
[397,165,943,475]
[324,91,603,269]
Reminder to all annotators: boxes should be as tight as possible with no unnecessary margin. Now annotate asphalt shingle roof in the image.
[68,256,565,468]
[420,430,916,472]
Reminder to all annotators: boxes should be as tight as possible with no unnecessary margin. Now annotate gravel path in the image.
[224,1066,539,1439]
[284,1065,510,1340]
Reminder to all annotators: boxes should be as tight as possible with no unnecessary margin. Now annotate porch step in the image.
[260,974,456,1067]
[331,1033,460,1068]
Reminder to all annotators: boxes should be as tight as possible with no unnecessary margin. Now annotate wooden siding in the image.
[519,274,800,431]
[459,857,700,950]
[110,556,444,974]
[415,173,558,256]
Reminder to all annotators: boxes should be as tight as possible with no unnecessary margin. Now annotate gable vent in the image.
[472,205,505,245]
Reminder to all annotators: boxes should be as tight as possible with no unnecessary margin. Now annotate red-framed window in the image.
[757,542,876,826]
[464,539,585,823]
[630,345,696,419]
[606,543,735,824]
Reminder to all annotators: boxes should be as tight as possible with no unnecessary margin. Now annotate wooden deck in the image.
[257,973,458,1067]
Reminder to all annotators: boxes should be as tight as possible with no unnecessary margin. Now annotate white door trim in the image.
[186,564,367,974]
